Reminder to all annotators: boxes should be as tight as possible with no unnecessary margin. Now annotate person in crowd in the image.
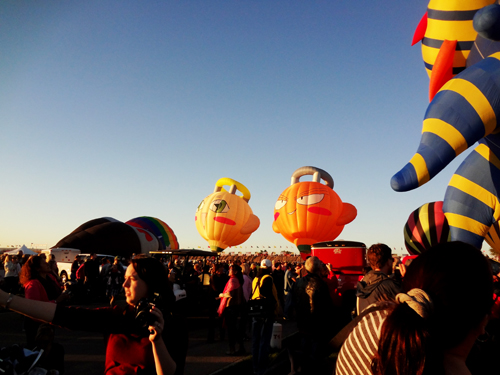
[17,250,25,266]
[356,243,401,315]
[240,263,252,302]
[240,263,252,340]
[20,255,68,346]
[251,259,278,375]
[217,264,245,355]
[271,261,285,316]
[105,256,125,305]
[208,264,229,342]
[336,241,494,375]
[83,253,100,300]
[70,256,80,282]
[47,254,60,282]
[292,256,339,373]
[19,255,68,373]
[249,263,258,279]
[284,262,297,319]
[1,256,188,375]
[168,267,189,320]
[321,262,341,306]
[3,255,21,294]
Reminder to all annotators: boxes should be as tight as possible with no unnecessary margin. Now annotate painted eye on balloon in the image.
[275,199,287,210]
[197,200,205,212]
[296,194,324,206]
[210,199,230,213]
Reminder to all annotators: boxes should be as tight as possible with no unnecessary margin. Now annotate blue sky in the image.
[0,1,478,254]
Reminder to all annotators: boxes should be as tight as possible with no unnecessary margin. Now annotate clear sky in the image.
[0,1,480,255]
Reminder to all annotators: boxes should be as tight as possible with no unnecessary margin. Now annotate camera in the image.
[134,292,163,329]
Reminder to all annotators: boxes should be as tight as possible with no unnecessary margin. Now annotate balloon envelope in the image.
[404,201,451,255]
[125,216,179,250]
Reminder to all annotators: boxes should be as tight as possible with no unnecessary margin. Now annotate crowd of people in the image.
[1,242,500,375]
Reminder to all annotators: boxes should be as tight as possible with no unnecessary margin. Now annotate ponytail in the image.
[371,302,434,375]
[372,289,440,375]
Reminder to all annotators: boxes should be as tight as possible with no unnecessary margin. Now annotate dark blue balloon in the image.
[474,4,500,41]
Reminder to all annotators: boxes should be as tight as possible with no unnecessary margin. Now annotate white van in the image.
[42,248,81,282]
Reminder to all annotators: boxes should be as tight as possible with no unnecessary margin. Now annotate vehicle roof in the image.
[312,240,366,248]
[150,249,216,257]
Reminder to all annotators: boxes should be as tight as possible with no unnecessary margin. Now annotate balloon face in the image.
[195,179,260,253]
[404,201,451,255]
[272,180,356,251]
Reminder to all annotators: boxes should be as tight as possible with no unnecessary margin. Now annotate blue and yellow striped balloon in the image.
[392,52,500,248]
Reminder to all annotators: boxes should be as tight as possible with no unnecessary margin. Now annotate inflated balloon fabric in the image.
[125,217,179,250]
[404,202,451,255]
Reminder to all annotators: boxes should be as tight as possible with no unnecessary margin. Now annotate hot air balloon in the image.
[404,201,451,255]
[52,217,160,257]
[125,217,179,250]
[272,166,357,260]
[412,0,495,101]
[391,50,500,249]
[195,177,260,253]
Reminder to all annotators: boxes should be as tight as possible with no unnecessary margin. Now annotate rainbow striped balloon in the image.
[404,201,451,255]
[126,217,179,250]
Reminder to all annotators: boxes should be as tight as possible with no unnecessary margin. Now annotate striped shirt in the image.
[335,307,390,375]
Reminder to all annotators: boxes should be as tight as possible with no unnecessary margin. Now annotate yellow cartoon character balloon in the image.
[273,166,357,260]
[195,177,260,253]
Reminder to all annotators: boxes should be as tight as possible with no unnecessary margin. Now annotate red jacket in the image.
[24,274,62,303]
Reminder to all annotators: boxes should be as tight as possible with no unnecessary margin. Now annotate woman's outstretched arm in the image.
[0,289,56,323]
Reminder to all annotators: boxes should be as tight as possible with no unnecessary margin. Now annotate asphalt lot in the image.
[0,305,298,375]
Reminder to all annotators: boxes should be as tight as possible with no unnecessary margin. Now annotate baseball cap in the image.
[260,259,272,269]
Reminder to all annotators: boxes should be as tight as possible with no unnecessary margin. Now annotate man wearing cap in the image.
[251,259,278,375]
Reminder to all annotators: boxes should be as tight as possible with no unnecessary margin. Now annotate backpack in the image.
[248,275,276,318]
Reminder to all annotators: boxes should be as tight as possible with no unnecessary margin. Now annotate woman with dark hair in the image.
[336,241,494,375]
[20,255,67,346]
[0,256,187,375]
[217,264,245,355]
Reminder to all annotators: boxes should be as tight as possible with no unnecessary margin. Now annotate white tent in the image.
[6,244,37,255]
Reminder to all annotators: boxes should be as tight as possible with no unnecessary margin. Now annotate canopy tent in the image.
[6,244,37,255]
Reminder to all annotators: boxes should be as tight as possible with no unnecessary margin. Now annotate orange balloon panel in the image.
[272,180,356,248]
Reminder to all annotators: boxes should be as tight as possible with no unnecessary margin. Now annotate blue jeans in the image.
[251,317,274,375]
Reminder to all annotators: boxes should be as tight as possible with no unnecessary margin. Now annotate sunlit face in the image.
[123,264,148,306]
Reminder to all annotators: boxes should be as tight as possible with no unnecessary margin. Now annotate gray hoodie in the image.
[356,270,400,315]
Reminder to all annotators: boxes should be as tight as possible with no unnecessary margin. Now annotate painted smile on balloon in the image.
[214,217,236,225]
[288,210,296,215]
[307,207,332,216]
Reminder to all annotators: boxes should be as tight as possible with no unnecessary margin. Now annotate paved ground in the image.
[0,306,298,375]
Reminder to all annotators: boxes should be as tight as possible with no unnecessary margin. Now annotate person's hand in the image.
[148,306,165,343]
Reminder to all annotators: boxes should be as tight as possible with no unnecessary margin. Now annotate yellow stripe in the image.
[409,154,430,185]
[421,45,468,68]
[404,230,419,253]
[475,143,500,171]
[485,224,500,250]
[449,173,500,219]
[422,118,468,156]
[426,19,476,40]
[419,203,432,243]
[439,78,496,135]
[428,0,495,11]
[445,212,490,236]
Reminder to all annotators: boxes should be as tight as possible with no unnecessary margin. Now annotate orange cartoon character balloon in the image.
[273,166,357,260]
[195,177,260,253]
